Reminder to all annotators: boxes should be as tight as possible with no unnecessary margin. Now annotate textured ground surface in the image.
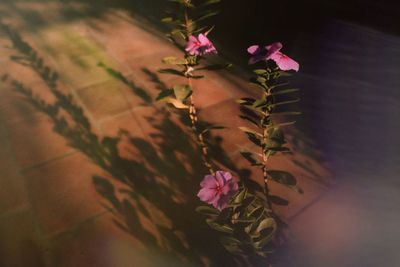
[0,1,336,266]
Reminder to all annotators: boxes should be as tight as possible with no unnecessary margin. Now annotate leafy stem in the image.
[187,79,215,174]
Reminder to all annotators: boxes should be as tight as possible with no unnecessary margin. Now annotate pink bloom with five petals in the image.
[197,171,238,211]
[185,33,217,56]
[247,42,299,72]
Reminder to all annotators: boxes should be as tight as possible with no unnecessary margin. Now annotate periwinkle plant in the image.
[158,0,230,175]
[159,0,303,264]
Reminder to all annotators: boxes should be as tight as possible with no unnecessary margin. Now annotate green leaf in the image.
[238,127,262,138]
[161,17,174,23]
[156,89,174,101]
[256,76,267,84]
[173,84,192,101]
[267,170,296,186]
[253,96,268,108]
[278,71,292,77]
[253,69,267,75]
[240,196,255,210]
[266,170,303,193]
[196,206,220,216]
[248,206,264,218]
[168,98,189,109]
[268,121,296,129]
[253,229,275,249]
[156,90,189,109]
[231,187,247,205]
[199,0,221,8]
[239,115,260,127]
[239,127,263,147]
[169,0,194,7]
[272,98,300,108]
[255,218,276,237]
[162,56,188,65]
[196,63,232,71]
[271,88,299,96]
[239,151,262,167]
[267,127,285,146]
[170,29,186,40]
[250,81,267,91]
[243,132,263,147]
[255,250,270,258]
[220,236,243,254]
[267,146,291,153]
[195,10,219,22]
[237,97,255,106]
[206,219,234,234]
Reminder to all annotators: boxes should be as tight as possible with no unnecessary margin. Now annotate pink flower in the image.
[197,171,238,210]
[247,42,299,72]
[185,33,217,56]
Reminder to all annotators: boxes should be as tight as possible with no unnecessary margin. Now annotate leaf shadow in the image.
[1,23,253,266]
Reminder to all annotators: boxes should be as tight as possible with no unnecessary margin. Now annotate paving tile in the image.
[3,111,73,169]
[99,110,144,138]
[190,76,233,109]
[0,210,47,267]
[98,111,146,160]
[0,34,12,60]
[53,51,129,89]
[13,0,64,30]
[32,23,132,90]
[23,153,108,235]
[199,67,255,99]
[131,105,189,143]
[124,51,185,98]
[198,99,251,155]
[0,161,28,216]
[48,212,182,267]
[0,76,69,125]
[75,79,143,120]
[86,14,176,63]
[0,58,45,87]
[0,119,28,215]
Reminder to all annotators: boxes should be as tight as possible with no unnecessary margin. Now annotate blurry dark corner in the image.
[0,22,268,266]
[20,238,48,267]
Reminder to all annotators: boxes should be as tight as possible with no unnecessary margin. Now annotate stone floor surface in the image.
[0,1,331,266]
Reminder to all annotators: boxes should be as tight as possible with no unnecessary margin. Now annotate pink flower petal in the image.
[198,33,208,45]
[270,52,300,72]
[200,174,217,188]
[185,33,217,56]
[197,171,238,210]
[247,45,260,55]
[197,187,218,203]
[223,171,232,181]
[265,42,283,57]
[214,171,226,186]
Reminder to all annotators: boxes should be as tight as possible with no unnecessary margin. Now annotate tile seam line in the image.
[42,209,111,240]
[287,189,331,222]
[20,150,78,174]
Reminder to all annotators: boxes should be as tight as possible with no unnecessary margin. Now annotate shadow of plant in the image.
[1,23,253,266]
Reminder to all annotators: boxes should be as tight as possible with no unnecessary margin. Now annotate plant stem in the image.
[182,4,215,175]
[188,78,215,175]
[261,92,272,209]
